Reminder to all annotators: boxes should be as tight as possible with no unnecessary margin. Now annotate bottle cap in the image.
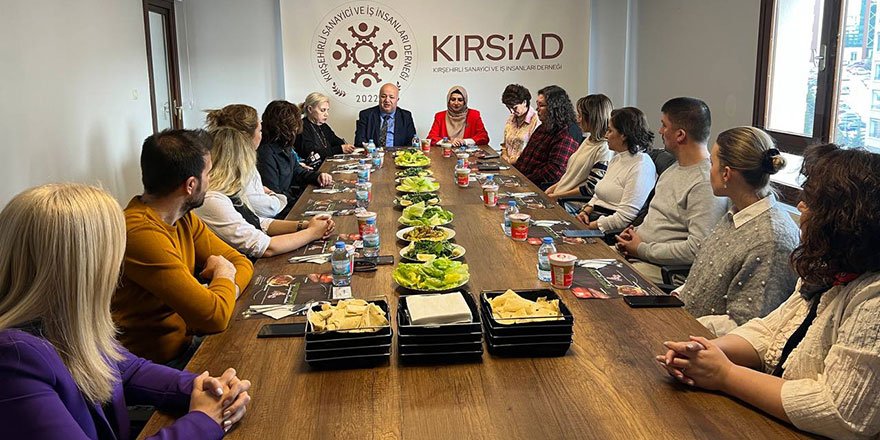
[508,200,517,206]
[542,237,554,244]
[335,242,345,248]
[366,218,376,224]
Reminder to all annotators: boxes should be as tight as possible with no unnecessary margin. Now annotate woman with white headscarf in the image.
[427,85,490,147]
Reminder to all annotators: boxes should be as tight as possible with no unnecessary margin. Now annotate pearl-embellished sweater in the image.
[728,273,880,439]
[680,196,800,333]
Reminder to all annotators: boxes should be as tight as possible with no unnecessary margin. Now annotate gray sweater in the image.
[680,196,800,326]
[636,159,726,265]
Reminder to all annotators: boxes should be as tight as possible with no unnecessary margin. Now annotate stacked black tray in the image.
[480,289,574,357]
[396,291,483,364]
[304,299,392,368]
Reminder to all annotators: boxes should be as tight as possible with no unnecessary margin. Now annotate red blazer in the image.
[427,109,490,145]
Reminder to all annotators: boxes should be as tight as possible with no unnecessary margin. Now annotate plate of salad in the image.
[400,240,466,262]
[393,192,440,207]
[395,167,433,178]
[396,226,456,242]
[395,150,431,167]
[398,202,454,226]
[396,176,440,193]
[392,258,470,292]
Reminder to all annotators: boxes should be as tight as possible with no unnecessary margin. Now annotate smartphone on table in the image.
[623,295,685,308]
[257,322,307,338]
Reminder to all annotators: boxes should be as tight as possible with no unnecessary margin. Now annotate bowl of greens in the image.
[400,240,466,262]
[395,150,431,167]
[396,176,440,193]
[392,258,470,292]
[398,202,454,226]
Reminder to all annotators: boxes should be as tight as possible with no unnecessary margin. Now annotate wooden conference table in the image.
[141,146,812,439]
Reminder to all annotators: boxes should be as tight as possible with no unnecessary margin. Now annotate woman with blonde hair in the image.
[295,92,355,169]
[0,184,251,438]
[205,104,288,219]
[196,126,335,259]
[676,126,799,335]
[546,94,614,200]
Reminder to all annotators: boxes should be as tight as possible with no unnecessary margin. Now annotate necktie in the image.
[379,114,390,147]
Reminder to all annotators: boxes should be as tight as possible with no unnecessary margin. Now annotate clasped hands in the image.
[190,368,252,433]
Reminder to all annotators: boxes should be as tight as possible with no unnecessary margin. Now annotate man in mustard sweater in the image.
[113,129,254,367]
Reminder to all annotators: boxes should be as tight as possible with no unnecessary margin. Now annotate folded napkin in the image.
[406,292,473,325]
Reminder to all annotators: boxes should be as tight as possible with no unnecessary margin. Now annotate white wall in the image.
[635,0,761,148]
[0,0,153,206]
[175,0,284,128]
[589,0,637,107]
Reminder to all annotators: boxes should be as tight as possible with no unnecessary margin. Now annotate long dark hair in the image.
[792,144,880,285]
[261,100,303,149]
[537,85,577,132]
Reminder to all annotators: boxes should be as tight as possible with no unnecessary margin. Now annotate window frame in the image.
[752,0,844,156]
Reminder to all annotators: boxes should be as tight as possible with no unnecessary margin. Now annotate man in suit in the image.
[354,83,417,148]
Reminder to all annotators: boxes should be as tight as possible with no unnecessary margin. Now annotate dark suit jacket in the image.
[354,106,417,147]
[294,118,346,168]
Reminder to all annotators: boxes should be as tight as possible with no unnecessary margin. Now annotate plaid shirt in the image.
[514,124,580,189]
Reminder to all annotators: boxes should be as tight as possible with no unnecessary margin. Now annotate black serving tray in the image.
[397,290,482,335]
[305,343,392,361]
[398,349,484,364]
[305,299,392,343]
[305,352,391,369]
[480,289,574,336]
[398,340,483,355]
[485,339,572,357]
[483,320,573,345]
[398,331,483,345]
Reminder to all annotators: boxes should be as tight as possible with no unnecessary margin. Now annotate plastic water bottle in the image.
[355,179,370,209]
[367,139,376,152]
[503,200,519,236]
[537,237,556,282]
[371,149,382,169]
[362,218,380,258]
[331,242,352,287]
[357,159,370,181]
[412,135,420,148]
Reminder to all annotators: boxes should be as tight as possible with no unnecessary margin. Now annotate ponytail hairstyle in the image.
[715,126,785,197]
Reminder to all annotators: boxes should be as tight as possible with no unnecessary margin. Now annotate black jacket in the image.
[354,106,417,148]
[294,118,346,168]
[257,140,319,218]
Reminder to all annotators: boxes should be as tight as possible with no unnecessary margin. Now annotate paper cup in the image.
[420,138,432,152]
[455,167,470,187]
[509,213,531,241]
[549,253,577,289]
[356,211,377,235]
[482,184,499,207]
[442,145,453,157]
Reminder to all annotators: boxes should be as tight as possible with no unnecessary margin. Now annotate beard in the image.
[183,180,207,212]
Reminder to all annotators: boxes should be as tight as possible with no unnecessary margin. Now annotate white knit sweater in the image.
[728,273,880,439]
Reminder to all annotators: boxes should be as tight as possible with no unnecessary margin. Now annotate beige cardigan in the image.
[729,272,880,439]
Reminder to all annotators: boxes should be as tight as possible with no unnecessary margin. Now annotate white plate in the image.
[399,242,466,261]
[396,182,440,193]
[396,226,456,242]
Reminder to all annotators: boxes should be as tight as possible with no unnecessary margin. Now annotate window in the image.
[755,0,880,191]
[870,118,880,137]
[755,0,880,153]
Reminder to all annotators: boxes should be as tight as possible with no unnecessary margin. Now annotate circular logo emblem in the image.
[311,2,417,107]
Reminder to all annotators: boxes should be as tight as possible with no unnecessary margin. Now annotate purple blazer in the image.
[0,329,223,440]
